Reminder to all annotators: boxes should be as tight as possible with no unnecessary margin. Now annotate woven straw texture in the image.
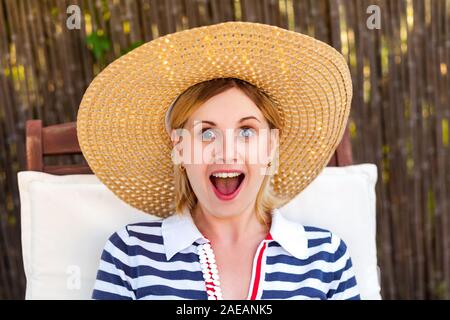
[77,21,353,217]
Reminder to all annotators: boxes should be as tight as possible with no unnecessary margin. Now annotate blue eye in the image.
[239,127,256,138]
[201,129,216,141]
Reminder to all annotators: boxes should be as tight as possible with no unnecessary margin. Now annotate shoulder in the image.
[124,220,165,239]
[102,219,165,254]
[302,225,350,260]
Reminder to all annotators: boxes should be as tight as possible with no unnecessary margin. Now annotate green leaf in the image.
[85,31,111,61]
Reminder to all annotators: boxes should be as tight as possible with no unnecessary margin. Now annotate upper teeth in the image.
[211,172,241,178]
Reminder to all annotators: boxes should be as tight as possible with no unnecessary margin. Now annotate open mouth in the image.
[209,171,245,200]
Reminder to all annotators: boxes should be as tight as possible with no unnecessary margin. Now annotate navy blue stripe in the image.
[96,270,134,292]
[333,258,353,280]
[308,237,331,247]
[327,275,358,298]
[92,289,133,300]
[303,226,330,233]
[270,238,335,249]
[127,221,163,228]
[101,250,203,281]
[126,230,164,245]
[261,287,327,299]
[266,247,347,266]
[108,232,198,263]
[265,261,352,283]
[136,285,207,300]
[267,242,281,248]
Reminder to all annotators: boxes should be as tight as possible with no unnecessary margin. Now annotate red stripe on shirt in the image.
[249,232,272,300]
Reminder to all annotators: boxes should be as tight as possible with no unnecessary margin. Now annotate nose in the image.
[213,129,238,164]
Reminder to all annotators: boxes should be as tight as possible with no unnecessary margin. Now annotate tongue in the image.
[212,177,240,195]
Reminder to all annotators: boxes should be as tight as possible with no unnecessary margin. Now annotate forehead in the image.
[187,87,266,124]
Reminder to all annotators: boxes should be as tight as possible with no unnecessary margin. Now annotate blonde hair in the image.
[168,78,285,228]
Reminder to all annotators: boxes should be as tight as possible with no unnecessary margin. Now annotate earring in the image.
[179,164,185,172]
[267,161,272,168]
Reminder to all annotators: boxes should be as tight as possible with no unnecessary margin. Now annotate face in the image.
[172,87,277,219]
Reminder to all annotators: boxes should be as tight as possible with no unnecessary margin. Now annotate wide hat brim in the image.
[77,21,352,218]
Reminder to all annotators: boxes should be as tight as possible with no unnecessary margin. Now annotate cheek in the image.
[244,136,270,165]
[246,164,266,189]
[185,165,208,190]
[184,135,217,165]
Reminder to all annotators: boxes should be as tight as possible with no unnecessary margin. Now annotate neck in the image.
[191,204,269,246]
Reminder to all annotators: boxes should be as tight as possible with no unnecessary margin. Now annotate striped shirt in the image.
[92,208,361,300]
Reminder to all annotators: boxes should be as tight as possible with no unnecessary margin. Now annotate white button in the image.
[203,273,212,280]
[212,274,220,280]
[203,273,212,279]
[210,269,219,275]
[209,266,218,272]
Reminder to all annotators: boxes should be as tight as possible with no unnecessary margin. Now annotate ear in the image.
[170,129,182,147]
[170,129,183,166]
[268,128,280,160]
[267,128,280,175]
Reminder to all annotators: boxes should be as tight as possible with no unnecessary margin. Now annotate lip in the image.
[209,170,245,201]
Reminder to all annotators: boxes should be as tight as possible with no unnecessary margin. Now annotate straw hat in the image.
[77,21,352,218]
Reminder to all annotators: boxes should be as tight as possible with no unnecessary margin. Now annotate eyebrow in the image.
[193,116,261,127]
[238,116,261,123]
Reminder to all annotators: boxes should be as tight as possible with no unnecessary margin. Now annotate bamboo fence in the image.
[0,0,449,299]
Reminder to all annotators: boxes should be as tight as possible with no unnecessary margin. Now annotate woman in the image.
[77,22,360,300]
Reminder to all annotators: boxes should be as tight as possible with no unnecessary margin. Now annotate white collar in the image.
[160,207,209,261]
[161,207,308,261]
[269,208,309,259]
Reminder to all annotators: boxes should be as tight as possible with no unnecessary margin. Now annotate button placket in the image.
[197,242,223,300]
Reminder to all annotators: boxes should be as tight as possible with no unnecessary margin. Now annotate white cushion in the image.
[18,172,157,300]
[278,163,381,299]
[18,163,380,300]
